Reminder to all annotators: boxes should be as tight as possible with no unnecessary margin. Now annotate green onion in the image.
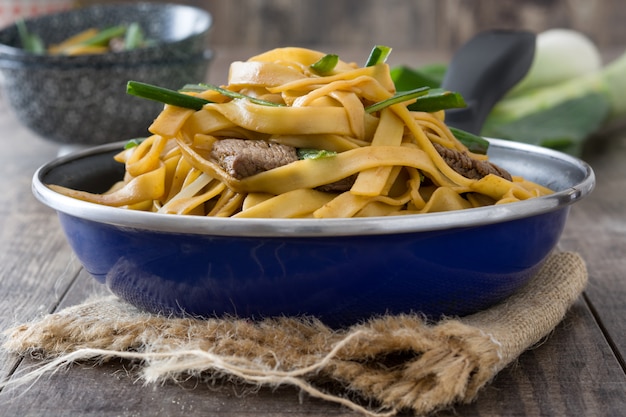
[15,19,45,54]
[79,25,127,47]
[126,81,212,110]
[449,127,490,155]
[182,84,284,107]
[365,45,392,67]
[365,86,429,113]
[124,138,147,149]
[297,148,337,160]
[310,54,339,75]
[407,88,466,112]
[123,22,145,50]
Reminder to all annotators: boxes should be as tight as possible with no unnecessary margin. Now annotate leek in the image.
[483,47,626,155]
[391,29,626,156]
[505,29,603,98]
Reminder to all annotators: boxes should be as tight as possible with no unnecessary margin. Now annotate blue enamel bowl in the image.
[32,139,594,327]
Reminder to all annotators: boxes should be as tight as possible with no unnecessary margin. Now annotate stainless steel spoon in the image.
[441,29,536,134]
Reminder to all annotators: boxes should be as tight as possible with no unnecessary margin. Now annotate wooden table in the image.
[0,46,625,416]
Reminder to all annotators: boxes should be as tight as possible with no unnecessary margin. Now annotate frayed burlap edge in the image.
[1,251,587,416]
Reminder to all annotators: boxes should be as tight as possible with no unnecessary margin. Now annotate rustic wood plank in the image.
[0,102,82,378]
[560,131,626,363]
[2,271,625,416]
[440,301,626,416]
[0,270,366,416]
[2,359,360,417]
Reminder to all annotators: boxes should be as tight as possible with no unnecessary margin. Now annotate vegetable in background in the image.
[16,22,151,55]
[391,29,626,156]
[483,34,625,155]
[390,63,446,90]
[15,19,45,54]
[505,29,603,98]
[123,22,148,50]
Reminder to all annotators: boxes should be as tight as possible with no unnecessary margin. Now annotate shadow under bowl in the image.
[32,139,595,327]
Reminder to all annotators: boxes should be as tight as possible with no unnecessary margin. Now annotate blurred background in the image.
[1,0,624,150]
[2,0,624,52]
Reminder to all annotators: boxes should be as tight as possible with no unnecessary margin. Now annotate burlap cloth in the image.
[2,251,586,416]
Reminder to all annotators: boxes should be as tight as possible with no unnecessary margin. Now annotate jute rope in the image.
[1,251,587,416]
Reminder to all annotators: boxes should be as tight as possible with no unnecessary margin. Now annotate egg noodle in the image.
[50,47,552,218]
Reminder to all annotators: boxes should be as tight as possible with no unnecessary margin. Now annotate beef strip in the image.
[210,139,299,179]
[211,138,356,192]
[315,175,356,192]
[211,139,511,193]
[433,142,512,181]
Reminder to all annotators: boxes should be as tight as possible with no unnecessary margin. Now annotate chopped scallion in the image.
[80,25,126,47]
[126,81,212,110]
[15,19,45,54]
[124,22,145,50]
[407,88,466,112]
[297,148,337,160]
[365,86,430,113]
[365,45,392,67]
[310,54,339,75]
[182,83,284,107]
[124,138,147,149]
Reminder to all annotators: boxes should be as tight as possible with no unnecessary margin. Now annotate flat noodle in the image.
[49,47,552,218]
[350,107,405,196]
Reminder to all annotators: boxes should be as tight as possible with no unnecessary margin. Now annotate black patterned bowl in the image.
[0,51,211,144]
[0,2,212,145]
[0,2,212,65]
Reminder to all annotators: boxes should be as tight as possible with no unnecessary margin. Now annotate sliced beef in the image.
[211,138,355,192]
[433,142,512,181]
[316,175,356,192]
[211,139,299,179]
